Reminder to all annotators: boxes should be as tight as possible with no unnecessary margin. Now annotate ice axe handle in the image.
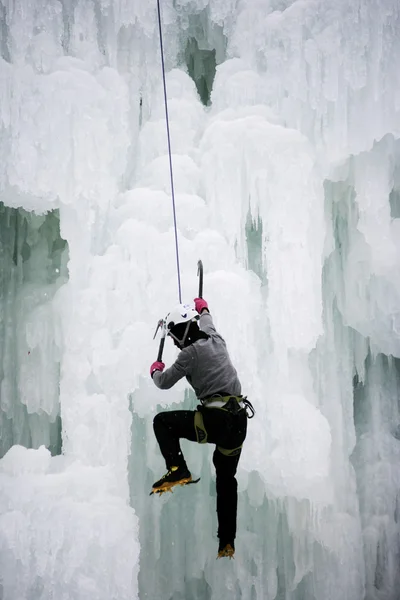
[197,260,203,299]
[157,336,165,362]
[153,319,166,361]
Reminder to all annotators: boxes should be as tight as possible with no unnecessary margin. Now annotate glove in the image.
[150,361,165,378]
[194,297,208,314]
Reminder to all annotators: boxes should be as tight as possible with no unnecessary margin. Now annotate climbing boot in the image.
[217,541,235,559]
[151,465,192,494]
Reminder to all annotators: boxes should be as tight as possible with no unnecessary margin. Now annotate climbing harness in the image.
[201,394,256,419]
[194,394,255,457]
[156,0,182,303]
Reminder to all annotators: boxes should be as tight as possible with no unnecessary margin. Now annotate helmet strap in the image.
[169,320,192,347]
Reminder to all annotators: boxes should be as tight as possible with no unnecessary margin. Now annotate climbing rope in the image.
[156,0,182,303]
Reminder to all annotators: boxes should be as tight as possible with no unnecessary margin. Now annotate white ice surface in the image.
[0,445,139,600]
[0,1,400,599]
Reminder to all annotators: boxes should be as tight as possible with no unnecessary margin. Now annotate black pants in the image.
[153,407,247,545]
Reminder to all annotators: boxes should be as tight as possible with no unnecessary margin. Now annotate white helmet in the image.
[165,303,199,331]
[165,303,199,345]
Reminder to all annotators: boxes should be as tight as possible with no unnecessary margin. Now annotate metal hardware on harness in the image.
[242,397,255,419]
[194,411,208,444]
[202,395,255,418]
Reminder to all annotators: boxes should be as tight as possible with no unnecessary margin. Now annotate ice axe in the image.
[197,259,203,298]
[153,318,166,361]
[153,260,204,361]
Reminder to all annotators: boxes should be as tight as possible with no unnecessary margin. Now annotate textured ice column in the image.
[52,69,132,487]
[0,206,65,456]
[0,445,139,600]
[4,0,64,67]
[311,223,366,598]
[316,174,400,599]
[210,58,272,113]
[352,355,400,598]
[353,138,396,271]
[330,140,400,359]
[0,52,134,479]
[218,4,400,596]
[0,2,141,598]
[205,63,326,358]
[124,67,271,600]
[230,0,400,167]
[201,76,330,503]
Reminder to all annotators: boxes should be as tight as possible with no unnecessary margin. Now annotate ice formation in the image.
[0,1,399,599]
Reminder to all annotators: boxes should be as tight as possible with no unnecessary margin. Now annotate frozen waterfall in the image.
[0,1,400,599]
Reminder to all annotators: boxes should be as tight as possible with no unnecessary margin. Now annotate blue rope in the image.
[156,0,182,304]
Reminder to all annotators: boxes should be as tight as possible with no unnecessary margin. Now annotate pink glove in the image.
[194,297,208,314]
[150,361,165,378]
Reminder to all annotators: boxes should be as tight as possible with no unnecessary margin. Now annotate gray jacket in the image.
[152,312,241,400]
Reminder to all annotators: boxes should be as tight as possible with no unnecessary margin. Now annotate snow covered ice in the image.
[0,0,400,599]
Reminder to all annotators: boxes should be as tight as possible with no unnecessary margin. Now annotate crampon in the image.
[217,544,235,559]
[150,477,200,496]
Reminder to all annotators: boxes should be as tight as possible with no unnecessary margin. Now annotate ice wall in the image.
[0,204,65,455]
[0,1,400,599]
[0,1,140,597]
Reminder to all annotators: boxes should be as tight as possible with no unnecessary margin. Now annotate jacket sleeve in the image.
[152,348,193,390]
[199,312,218,336]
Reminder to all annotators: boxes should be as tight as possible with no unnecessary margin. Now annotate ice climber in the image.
[150,297,254,559]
